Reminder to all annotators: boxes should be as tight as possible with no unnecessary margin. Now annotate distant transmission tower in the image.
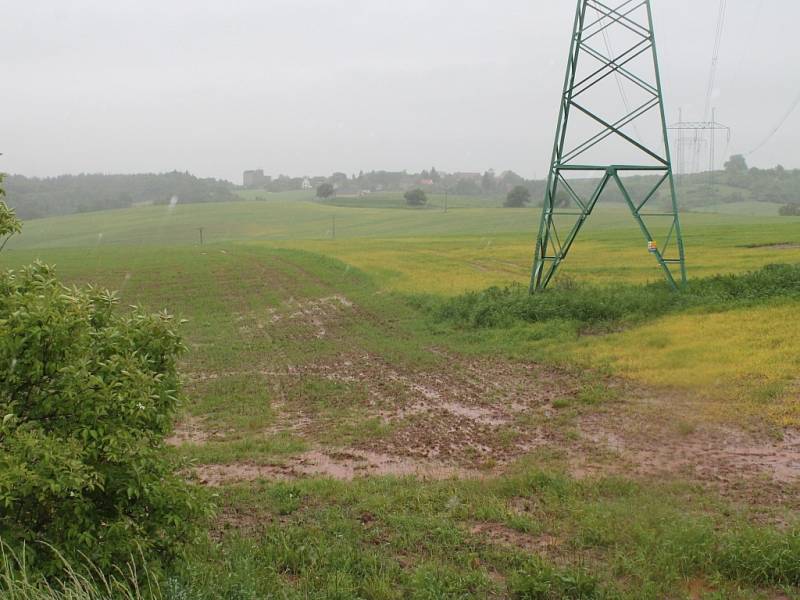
[669,109,731,197]
[530,0,686,292]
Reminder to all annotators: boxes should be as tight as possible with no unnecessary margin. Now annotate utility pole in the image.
[198,227,204,246]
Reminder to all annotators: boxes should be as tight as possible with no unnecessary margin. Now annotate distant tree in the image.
[779,204,800,216]
[317,183,335,199]
[500,170,525,186]
[4,172,236,220]
[404,189,428,207]
[430,167,441,183]
[482,169,496,193]
[724,154,748,173]
[504,185,532,207]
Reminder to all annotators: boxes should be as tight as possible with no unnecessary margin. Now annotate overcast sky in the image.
[2,0,797,182]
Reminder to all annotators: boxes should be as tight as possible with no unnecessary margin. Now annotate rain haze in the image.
[4,3,800,593]
[1,0,798,181]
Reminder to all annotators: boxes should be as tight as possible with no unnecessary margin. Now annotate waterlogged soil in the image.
[194,450,481,487]
[173,266,800,503]
[571,396,800,511]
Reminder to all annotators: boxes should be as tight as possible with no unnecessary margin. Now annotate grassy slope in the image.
[4,244,796,598]
[6,200,800,420]
[8,200,800,288]
[4,195,800,423]
[3,201,800,597]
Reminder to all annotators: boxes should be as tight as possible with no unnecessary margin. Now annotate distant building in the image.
[453,172,482,182]
[301,178,313,190]
[419,179,435,186]
[243,169,271,188]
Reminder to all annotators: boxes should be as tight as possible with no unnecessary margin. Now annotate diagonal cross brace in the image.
[530,0,687,293]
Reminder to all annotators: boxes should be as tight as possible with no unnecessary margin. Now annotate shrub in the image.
[404,189,428,207]
[316,183,335,199]
[0,261,210,576]
[505,186,532,208]
[0,175,22,252]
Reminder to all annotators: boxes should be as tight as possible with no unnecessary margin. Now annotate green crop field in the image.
[3,198,800,598]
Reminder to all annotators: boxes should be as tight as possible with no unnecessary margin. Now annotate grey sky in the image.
[2,0,798,182]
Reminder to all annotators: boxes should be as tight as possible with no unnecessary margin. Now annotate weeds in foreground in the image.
[422,263,800,330]
[0,542,153,600]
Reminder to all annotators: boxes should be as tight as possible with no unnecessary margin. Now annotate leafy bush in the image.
[427,264,800,330]
[0,259,210,576]
[505,185,532,208]
[316,183,335,199]
[0,175,22,252]
[404,189,428,207]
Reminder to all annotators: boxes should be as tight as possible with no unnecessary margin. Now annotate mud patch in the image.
[290,353,578,465]
[167,416,219,446]
[575,398,800,494]
[193,449,483,486]
[469,522,561,555]
[269,295,354,339]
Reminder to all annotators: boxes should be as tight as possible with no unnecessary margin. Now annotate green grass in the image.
[165,471,800,599]
[690,200,785,216]
[5,471,798,598]
[3,197,800,596]
[314,191,505,210]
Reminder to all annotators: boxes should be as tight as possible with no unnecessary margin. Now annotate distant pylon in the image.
[668,109,731,199]
[530,0,687,292]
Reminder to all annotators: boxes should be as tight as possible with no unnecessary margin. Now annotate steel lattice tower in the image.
[530,0,686,292]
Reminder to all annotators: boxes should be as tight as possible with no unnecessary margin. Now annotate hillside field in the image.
[3,198,800,597]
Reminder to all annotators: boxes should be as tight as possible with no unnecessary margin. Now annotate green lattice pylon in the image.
[530,0,686,292]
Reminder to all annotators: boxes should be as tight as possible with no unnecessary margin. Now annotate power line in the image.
[704,0,728,121]
[689,0,728,173]
[747,90,800,156]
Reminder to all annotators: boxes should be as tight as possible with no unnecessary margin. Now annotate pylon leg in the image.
[530,0,687,292]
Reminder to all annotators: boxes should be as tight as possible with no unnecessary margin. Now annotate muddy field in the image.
[171,281,800,508]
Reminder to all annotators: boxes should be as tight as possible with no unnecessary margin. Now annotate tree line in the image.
[4,156,800,220]
[3,171,237,220]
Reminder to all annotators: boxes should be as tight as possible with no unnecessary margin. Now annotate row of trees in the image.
[719,155,800,206]
[285,168,534,198]
[321,185,536,209]
[6,157,800,220]
[4,172,237,220]
[779,204,800,216]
